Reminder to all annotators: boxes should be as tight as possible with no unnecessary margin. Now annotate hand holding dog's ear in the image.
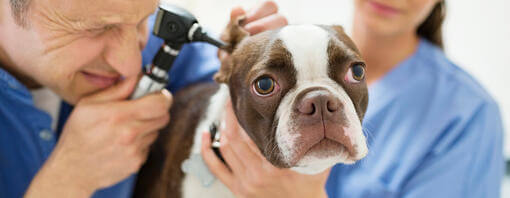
[215,1,288,84]
[201,99,330,198]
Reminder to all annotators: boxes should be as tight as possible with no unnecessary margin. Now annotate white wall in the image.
[165,0,510,156]
[443,0,510,157]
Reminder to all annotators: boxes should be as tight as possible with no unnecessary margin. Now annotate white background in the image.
[166,0,510,195]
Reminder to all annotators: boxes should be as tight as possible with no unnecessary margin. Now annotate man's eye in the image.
[254,77,275,95]
[345,63,366,83]
[85,25,114,36]
[85,28,106,37]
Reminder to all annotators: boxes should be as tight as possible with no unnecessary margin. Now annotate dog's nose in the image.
[297,90,341,118]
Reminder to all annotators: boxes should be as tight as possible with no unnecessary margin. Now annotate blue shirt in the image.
[326,39,504,197]
[0,14,220,198]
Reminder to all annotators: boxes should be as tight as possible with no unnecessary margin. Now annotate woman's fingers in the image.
[230,6,246,21]
[225,129,264,172]
[221,101,264,168]
[245,13,288,35]
[239,128,265,159]
[201,131,234,188]
[245,1,279,24]
[219,133,246,174]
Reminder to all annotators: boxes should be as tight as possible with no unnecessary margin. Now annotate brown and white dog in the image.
[133,18,369,198]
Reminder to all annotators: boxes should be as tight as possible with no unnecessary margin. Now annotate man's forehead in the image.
[38,0,159,25]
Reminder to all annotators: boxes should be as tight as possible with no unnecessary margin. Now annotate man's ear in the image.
[214,16,250,84]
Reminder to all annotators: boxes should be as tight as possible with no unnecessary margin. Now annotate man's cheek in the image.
[42,39,106,99]
[138,20,150,50]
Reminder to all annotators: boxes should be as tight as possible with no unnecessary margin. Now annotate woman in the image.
[326,0,504,197]
[203,0,504,197]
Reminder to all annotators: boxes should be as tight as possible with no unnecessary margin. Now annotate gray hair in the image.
[9,0,31,27]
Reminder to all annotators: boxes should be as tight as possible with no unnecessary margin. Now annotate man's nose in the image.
[103,25,147,78]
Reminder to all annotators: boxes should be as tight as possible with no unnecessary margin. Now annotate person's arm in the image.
[399,101,504,198]
[24,79,172,197]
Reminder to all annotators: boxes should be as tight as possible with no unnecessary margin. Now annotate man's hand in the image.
[218,0,288,62]
[201,100,330,198]
[25,77,172,197]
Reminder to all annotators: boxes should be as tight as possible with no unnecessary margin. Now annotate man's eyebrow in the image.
[73,8,155,29]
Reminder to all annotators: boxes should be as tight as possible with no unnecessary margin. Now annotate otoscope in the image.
[130,3,226,99]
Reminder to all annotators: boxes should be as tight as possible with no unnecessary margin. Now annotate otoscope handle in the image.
[129,3,226,100]
[130,74,167,99]
[129,44,180,99]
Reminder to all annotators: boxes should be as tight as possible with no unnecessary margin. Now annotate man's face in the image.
[0,0,158,104]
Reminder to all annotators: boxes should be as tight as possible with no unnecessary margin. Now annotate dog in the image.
[133,17,369,198]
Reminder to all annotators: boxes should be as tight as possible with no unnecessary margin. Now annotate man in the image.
[0,0,288,197]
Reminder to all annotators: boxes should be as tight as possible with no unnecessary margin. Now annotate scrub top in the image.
[326,39,504,198]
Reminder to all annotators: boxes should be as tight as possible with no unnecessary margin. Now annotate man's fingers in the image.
[82,77,138,104]
[137,113,170,136]
[201,131,234,188]
[120,114,169,145]
[126,89,173,120]
[245,0,278,24]
[137,131,159,150]
[245,13,288,35]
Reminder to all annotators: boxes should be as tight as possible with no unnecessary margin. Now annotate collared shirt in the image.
[0,13,220,198]
[326,39,504,197]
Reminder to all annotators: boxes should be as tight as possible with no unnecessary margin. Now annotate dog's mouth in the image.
[280,120,367,171]
[288,137,357,167]
[304,139,348,157]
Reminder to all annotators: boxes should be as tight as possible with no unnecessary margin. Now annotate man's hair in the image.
[9,0,31,27]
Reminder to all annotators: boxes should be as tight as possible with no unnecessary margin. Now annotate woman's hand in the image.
[201,99,330,198]
[218,0,288,62]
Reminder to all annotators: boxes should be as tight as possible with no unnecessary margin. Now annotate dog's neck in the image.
[190,83,230,154]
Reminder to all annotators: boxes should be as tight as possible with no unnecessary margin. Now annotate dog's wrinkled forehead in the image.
[276,25,359,83]
[235,25,362,78]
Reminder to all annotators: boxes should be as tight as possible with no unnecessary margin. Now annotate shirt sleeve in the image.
[399,101,505,198]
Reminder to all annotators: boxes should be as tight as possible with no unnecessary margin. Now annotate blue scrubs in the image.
[326,39,504,197]
[0,14,220,198]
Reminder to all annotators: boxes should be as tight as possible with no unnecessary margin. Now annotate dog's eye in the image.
[254,77,275,95]
[346,63,366,83]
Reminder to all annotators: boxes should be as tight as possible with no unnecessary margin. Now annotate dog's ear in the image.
[214,16,250,84]
[221,16,250,53]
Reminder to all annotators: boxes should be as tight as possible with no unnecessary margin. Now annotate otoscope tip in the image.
[191,27,227,49]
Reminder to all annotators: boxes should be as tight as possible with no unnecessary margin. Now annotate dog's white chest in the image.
[181,84,234,198]
[182,175,235,198]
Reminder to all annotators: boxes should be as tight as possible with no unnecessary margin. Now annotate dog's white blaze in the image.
[276,25,367,174]
[279,25,330,83]
[182,84,235,198]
